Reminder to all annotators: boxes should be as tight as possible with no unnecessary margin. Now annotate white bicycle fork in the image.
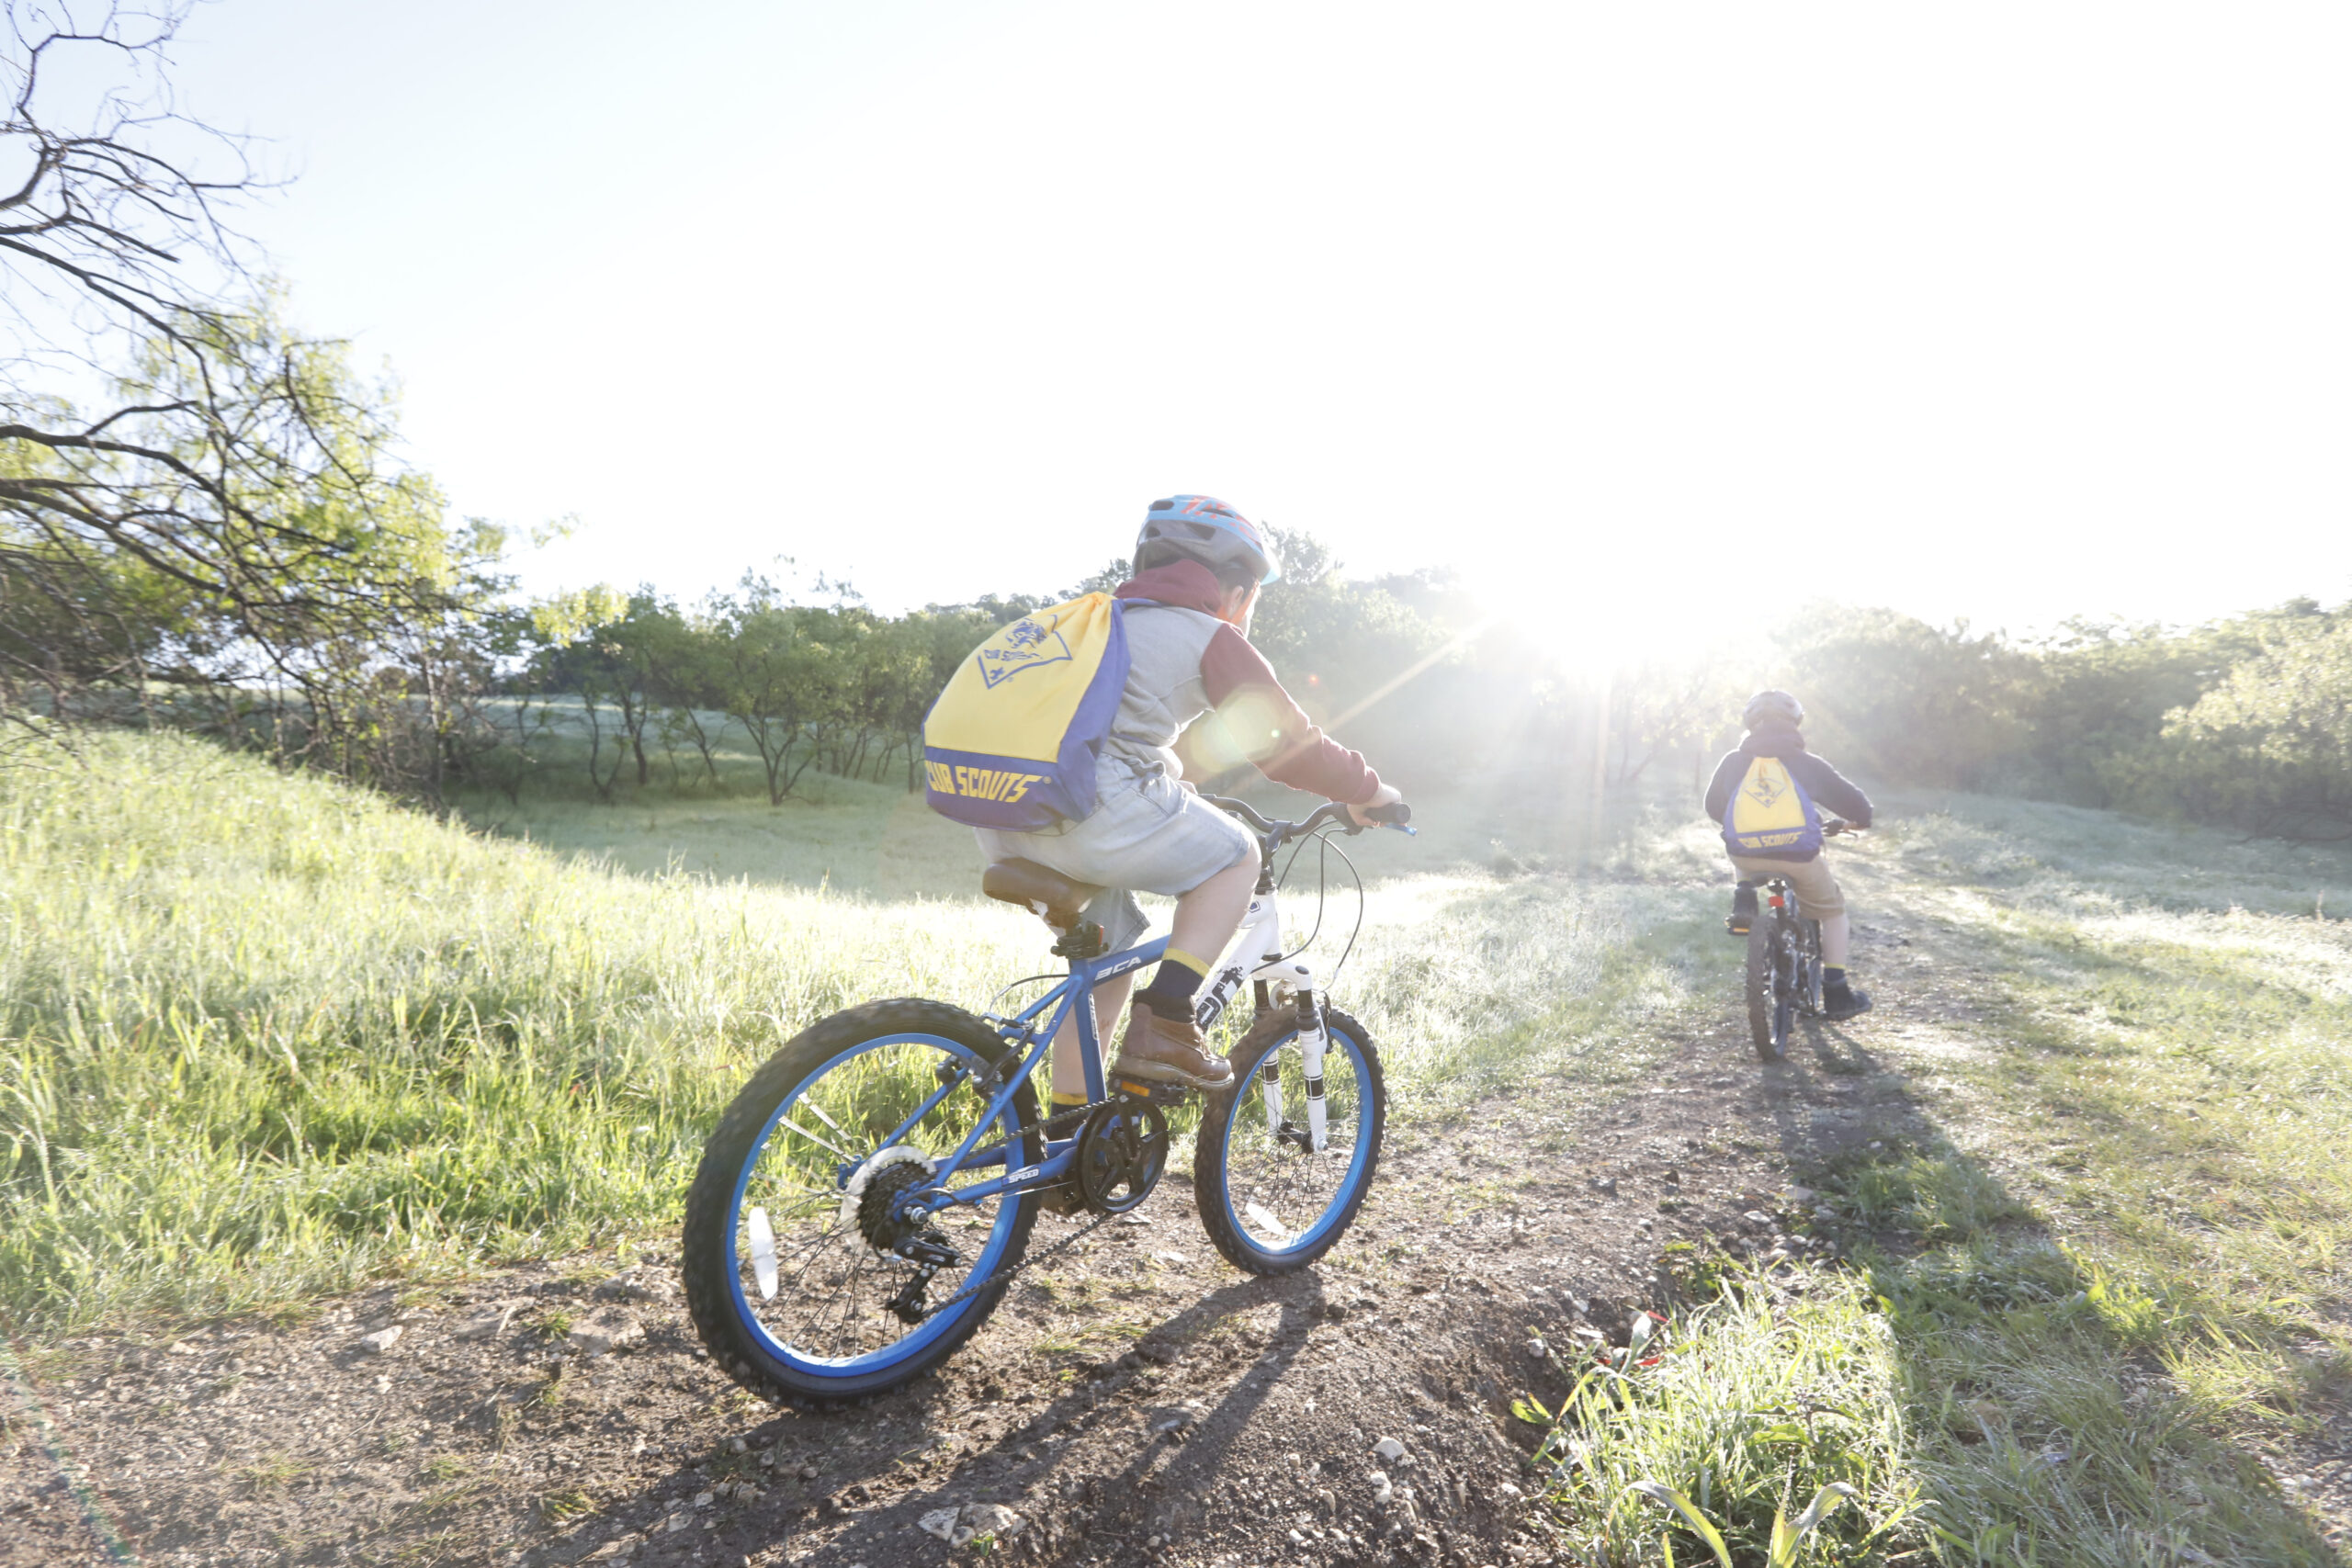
[1192,889,1332,1154]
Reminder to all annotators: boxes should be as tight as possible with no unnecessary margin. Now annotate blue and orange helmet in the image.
[1136,495,1282,586]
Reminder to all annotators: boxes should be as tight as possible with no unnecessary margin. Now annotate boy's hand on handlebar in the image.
[1347,784,1407,829]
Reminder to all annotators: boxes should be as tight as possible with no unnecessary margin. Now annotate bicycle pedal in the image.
[1724,918,1751,937]
[1115,1078,1191,1106]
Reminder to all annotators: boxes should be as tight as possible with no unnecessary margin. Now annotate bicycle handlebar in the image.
[1199,794,1415,841]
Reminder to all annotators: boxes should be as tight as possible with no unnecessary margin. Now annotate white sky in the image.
[165,1,2352,649]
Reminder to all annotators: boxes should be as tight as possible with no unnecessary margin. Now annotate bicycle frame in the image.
[869,883,1330,1220]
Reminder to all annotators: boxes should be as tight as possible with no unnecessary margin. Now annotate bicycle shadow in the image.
[1730,1014,2347,1565]
[700,1265,1336,1565]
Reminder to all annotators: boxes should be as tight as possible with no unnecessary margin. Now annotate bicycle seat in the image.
[981,859,1099,930]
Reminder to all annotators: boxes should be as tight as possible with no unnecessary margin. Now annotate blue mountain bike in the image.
[682,795,1412,1406]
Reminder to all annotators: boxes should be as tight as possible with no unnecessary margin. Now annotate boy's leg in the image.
[1777,858,1849,964]
[1115,840,1261,1089]
[1051,974,1135,1103]
[1726,875,1760,934]
[1053,887,1150,1109]
[1780,858,1869,1018]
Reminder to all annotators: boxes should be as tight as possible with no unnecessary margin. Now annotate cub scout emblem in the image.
[921,592,1130,830]
[978,619,1072,689]
[1723,754,1822,856]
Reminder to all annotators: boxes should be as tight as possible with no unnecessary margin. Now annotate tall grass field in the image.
[0,730,1688,1337]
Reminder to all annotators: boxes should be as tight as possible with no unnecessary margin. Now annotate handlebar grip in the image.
[1364,801,1412,826]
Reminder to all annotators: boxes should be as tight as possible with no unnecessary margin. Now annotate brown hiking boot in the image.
[1111,1001,1235,1091]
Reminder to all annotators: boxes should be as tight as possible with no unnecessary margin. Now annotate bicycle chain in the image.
[896,1089,1150,1323]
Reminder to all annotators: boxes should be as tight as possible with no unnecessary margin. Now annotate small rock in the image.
[594,1266,666,1303]
[729,1437,746,1453]
[1784,1184,1818,1203]
[1498,1481,1522,1498]
[566,1310,645,1357]
[694,1491,714,1508]
[1374,1436,1406,1462]
[451,1302,522,1341]
[918,1506,980,1546]
[663,1514,688,1533]
[1741,1210,1771,1228]
[1812,1205,1837,1224]
[797,1463,820,1480]
[358,1326,403,1355]
[965,1503,1023,1538]
[1117,1212,1151,1226]
[1150,1249,1191,1265]
[1707,1075,1736,1087]
[1525,1338,1546,1359]
[1590,1177,1618,1196]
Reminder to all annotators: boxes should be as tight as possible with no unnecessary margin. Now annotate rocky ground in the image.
[6,907,2346,1566]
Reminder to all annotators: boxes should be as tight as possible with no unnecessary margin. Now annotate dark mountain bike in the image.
[680,795,1413,1407]
[1744,820,1858,1064]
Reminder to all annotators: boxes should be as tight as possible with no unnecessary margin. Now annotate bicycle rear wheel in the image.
[1194,1007,1385,1274]
[682,999,1040,1407]
[1746,917,1790,1064]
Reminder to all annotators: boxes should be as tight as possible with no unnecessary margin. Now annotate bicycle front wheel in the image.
[682,999,1040,1407]
[1194,1007,1385,1274]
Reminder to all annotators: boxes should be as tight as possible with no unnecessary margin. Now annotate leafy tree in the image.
[710,578,839,806]
[0,8,503,791]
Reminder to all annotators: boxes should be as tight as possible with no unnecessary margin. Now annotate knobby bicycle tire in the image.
[1194,1007,1385,1274]
[682,998,1041,1409]
[1746,917,1786,1064]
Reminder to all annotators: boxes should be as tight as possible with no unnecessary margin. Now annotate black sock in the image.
[1824,965,1848,987]
[1135,948,1211,1021]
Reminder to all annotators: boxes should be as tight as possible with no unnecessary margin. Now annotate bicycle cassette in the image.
[1074,1100,1169,1214]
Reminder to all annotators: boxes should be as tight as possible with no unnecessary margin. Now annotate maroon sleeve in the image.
[1199,624,1383,804]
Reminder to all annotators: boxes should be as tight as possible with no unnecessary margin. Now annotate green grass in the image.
[0,730,1696,1337]
[14,734,2352,1562]
[1525,797,2352,1566]
[1532,1272,1920,1566]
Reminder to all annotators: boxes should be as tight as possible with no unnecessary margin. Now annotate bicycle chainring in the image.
[1074,1100,1170,1214]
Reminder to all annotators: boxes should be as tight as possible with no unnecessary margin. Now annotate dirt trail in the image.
[11,900,2343,1566]
[1,1010,1921,1568]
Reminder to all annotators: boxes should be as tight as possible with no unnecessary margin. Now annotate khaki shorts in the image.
[1729,853,1845,923]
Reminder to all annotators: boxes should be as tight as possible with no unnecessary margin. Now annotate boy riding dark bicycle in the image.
[968,495,1405,1102]
[1704,690,1874,1021]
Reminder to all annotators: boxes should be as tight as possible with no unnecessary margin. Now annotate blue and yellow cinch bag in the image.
[922,593,1130,830]
[1722,754,1824,856]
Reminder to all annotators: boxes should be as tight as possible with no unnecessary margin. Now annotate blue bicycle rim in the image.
[1216,1023,1376,1260]
[722,1032,1026,1381]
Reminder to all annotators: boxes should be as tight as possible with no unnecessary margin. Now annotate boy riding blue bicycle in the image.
[932,495,1403,1100]
[681,495,1410,1405]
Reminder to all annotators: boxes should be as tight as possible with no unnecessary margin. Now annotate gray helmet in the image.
[1136,495,1282,586]
[1744,690,1805,729]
